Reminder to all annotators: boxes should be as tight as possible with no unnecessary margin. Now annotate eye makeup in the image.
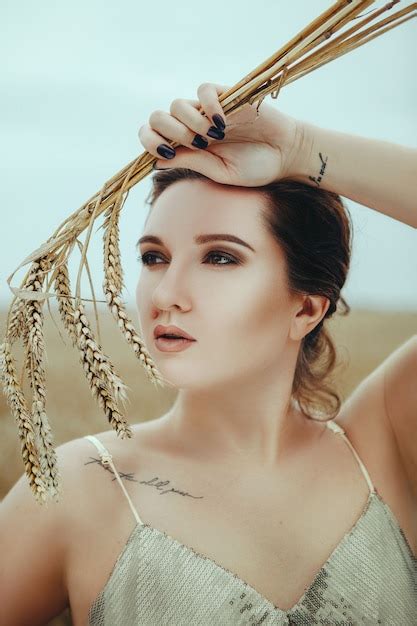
[137,249,243,267]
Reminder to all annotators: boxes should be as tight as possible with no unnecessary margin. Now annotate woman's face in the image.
[136,178,299,390]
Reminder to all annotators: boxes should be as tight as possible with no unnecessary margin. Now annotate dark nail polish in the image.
[212,114,225,131]
[191,134,209,149]
[206,126,225,140]
[157,144,176,159]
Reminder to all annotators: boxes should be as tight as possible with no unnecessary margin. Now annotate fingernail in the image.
[212,114,225,131]
[191,134,209,149]
[157,144,176,159]
[206,126,225,140]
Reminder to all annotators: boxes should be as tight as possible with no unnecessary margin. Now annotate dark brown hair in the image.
[145,168,352,422]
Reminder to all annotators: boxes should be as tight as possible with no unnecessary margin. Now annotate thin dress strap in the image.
[84,435,145,525]
[325,420,375,494]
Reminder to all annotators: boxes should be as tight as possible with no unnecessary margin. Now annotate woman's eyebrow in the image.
[136,233,256,252]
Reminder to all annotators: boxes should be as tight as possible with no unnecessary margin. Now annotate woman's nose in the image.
[150,264,192,312]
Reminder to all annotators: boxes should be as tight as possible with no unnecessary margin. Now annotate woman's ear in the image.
[289,294,330,342]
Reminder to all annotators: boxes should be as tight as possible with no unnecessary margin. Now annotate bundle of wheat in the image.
[0,0,415,505]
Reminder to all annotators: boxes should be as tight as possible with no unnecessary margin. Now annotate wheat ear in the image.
[54,261,78,348]
[0,341,49,504]
[53,256,133,437]
[102,201,165,388]
[73,300,133,438]
[6,298,26,345]
[23,257,61,501]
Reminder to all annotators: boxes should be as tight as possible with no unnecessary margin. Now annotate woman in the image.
[1,83,416,625]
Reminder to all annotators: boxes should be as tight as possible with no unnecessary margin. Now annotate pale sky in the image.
[1,0,416,312]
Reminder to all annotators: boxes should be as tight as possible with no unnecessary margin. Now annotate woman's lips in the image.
[155,336,196,352]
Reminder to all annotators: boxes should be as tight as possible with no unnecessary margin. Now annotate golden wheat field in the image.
[0,306,416,626]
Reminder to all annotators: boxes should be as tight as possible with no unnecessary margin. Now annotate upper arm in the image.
[0,438,83,626]
[382,334,417,499]
[343,335,417,501]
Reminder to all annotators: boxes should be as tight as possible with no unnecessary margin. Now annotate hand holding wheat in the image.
[139,82,306,187]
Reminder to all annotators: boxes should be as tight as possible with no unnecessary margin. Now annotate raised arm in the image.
[292,122,417,229]
[142,82,417,232]
[288,123,417,503]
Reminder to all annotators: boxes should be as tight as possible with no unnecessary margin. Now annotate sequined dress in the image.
[83,420,417,625]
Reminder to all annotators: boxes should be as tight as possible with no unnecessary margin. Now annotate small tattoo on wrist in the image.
[308,151,328,187]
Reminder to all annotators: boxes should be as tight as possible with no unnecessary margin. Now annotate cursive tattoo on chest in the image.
[85,456,137,482]
[308,151,328,187]
[85,456,204,499]
[140,476,204,498]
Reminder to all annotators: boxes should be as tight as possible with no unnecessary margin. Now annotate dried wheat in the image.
[102,204,164,388]
[0,341,48,504]
[73,301,133,438]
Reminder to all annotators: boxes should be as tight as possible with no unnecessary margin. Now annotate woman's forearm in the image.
[293,122,417,229]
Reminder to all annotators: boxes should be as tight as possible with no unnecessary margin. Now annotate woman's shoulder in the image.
[79,415,174,477]
[0,431,121,625]
[83,415,169,451]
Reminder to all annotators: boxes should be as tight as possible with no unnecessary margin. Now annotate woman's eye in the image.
[205,251,239,265]
[137,252,164,266]
[137,251,239,266]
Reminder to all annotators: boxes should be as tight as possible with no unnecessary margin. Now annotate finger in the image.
[138,122,177,160]
[151,143,232,187]
[169,97,227,146]
[150,109,211,154]
[169,98,216,139]
[138,112,207,161]
[196,82,231,131]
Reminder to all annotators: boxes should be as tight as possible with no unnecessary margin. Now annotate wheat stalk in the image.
[23,257,61,501]
[73,301,132,435]
[53,253,133,431]
[0,341,49,504]
[102,198,163,387]
[54,261,78,348]
[1,0,415,503]
[6,299,26,345]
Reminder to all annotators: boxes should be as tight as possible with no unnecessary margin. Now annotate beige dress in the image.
[83,420,417,625]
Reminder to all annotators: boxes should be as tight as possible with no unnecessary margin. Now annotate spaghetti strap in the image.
[325,420,376,495]
[84,435,145,525]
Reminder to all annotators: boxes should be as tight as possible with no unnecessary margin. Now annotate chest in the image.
[66,419,416,625]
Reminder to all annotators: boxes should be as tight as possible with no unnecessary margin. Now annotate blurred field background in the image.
[1,306,416,625]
